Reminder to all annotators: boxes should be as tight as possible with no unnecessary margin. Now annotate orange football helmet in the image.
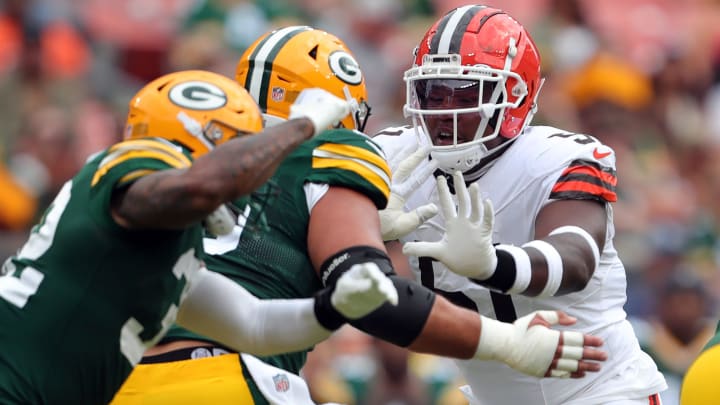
[125,70,263,158]
[236,26,371,132]
[405,5,544,172]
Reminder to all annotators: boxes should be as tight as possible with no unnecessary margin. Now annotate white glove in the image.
[330,262,399,319]
[402,170,497,280]
[379,145,439,241]
[475,311,586,378]
[289,88,351,137]
[204,204,236,236]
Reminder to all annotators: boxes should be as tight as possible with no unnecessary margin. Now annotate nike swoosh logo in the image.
[593,148,611,159]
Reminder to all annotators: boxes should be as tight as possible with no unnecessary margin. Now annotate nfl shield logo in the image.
[273,373,290,392]
[271,87,285,102]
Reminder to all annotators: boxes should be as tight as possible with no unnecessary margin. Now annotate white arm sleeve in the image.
[176,268,332,356]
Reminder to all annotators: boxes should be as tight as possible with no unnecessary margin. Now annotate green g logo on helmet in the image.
[328,51,362,85]
[168,81,228,110]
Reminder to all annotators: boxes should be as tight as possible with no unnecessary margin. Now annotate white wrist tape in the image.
[475,315,515,360]
[549,225,600,271]
[522,240,563,297]
[496,244,532,294]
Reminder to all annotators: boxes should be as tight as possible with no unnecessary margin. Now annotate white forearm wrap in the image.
[177,269,331,356]
[474,312,562,377]
[475,315,516,361]
[549,225,600,270]
[496,244,532,294]
[522,240,563,297]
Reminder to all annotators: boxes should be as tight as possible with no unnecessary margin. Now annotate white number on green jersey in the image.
[120,248,201,365]
[203,204,251,255]
[0,181,72,307]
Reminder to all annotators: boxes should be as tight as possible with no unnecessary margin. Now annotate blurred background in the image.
[1,0,719,403]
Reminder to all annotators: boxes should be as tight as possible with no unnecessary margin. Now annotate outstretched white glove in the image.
[476,311,588,378]
[330,262,399,319]
[402,170,497,280]
[289,88,351,137]
[380,145,439,241]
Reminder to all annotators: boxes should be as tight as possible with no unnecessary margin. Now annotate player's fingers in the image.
[554,333,606,357]
[396,145,430,179]
[555,311,578,326]
[402,241,443,260]
[435,175,455,219]
[468,183,482,223]
[391,144,417,174]
[549,369,571,378]
[558,330,604,349]
[405,157,437,193]
[452,171,470,218]
[415,204,439,223]
[547,355,604,378]
[481,198,494,231]
[581,347,608,362]
[528,310,562,328]
[569,358,604,378]
[560,345,584,360]
[555,358,579,373]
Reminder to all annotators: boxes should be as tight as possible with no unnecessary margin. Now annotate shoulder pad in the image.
[92,138,192,187]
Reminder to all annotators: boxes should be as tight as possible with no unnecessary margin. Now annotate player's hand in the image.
[289,88,351,136]
[402,170,497,279]
[379,145,438,241]
[476,310,607,378]
[330,262,399,319]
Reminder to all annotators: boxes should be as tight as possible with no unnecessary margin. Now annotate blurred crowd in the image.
[1,0,720,403]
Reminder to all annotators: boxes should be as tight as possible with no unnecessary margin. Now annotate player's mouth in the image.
[432,129,454,146]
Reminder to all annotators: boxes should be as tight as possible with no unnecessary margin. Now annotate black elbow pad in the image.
[316,246,436,346]
[349,275,436,347]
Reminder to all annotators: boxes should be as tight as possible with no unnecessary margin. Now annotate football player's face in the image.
[416,79,492,146]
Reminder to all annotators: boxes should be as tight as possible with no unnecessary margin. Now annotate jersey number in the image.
[0,182,73,308]
[119,249,199,365]
[547,132,599,145]
[0,181,197,365]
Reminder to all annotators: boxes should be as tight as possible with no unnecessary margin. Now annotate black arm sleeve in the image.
[314,246,436,347]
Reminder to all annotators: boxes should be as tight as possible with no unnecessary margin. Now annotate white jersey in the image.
[374,125,667,405]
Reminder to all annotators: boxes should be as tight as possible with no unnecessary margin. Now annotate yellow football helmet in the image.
[236,26,371,132]
[125,70,263,158]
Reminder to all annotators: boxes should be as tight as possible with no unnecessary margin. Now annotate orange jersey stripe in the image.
[561,164,617,186]
[551,180,617,202]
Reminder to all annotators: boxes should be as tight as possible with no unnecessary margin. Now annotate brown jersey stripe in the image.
[551,180,617,202]
[559,165,617,186]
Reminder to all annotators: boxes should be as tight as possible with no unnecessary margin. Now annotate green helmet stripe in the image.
[245,26,312,112]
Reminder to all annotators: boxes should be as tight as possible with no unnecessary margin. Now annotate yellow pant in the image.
[110,354,255,405]
[681,344,720,405]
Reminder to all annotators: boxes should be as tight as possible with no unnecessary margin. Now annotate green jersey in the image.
[165,129,391,374]
[0,138,203,405]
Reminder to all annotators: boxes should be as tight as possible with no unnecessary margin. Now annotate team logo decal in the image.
[271,87,285,101]
[273,373,290,392]
[168,81,227,110]
[328,50,362,85]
